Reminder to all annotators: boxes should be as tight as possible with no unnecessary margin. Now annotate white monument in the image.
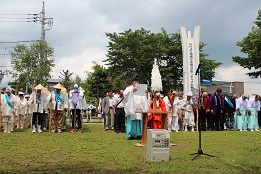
[180,26,200,95]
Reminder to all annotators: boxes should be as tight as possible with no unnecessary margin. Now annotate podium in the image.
[140,110,168,146]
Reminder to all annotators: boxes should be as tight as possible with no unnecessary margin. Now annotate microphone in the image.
[195,64,201,75]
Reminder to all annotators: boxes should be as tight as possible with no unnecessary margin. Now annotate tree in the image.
[84,62,112,102]
[8,40,54,92]
[59,69,73,91]
[104,28,221,93]
[232,9,261,78]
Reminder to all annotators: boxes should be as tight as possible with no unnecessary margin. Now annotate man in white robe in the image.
[15,92,27,129]
[1,87,17,133]
[123,75,148,140]
[30,84,48,133]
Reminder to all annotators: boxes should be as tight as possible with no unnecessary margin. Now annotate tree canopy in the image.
[8,40,54,92]
[104,28,221,93]
[232,9,261,78]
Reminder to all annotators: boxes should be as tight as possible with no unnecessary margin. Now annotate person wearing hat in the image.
[1,87,17,133]
[181,92,195,131]
[210,88,224,131]
[148,91,167,129]
[69,84,84,133]
[123,74,149,140]
[30,84,48,133]
[15,92,27,129]
[49,83,68,133]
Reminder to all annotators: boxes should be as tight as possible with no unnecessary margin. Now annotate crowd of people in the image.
[0,83,90,133]
[98,76,260,140]
[1,76,260,138]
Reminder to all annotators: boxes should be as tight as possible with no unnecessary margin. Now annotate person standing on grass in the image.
[248,95,260,131]
[102,91,115,130]
[198,91,210,131]
[86,100,94,122]
[30,84,48,133]
[123,75,148,140]
[69,84,84,133]
[210,88,224,131]
[236,94,249,131]
[148,91,167,129]
[1,87,17,133]
[24,94,32,128]
[49,84,68,133]
[15,92,27,129]
[181,92,195,132]
[113,89,125,133]
[165,91,180,132]
[223,94,235,130]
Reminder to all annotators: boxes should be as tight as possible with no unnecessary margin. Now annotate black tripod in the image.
[191,64,217,161]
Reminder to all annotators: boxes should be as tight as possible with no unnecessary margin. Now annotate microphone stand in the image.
[191,64,217,160]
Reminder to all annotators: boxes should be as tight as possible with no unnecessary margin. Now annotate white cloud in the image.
[214,65,261,83]
[1,0,261,88]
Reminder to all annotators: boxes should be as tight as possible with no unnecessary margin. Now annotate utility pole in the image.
[40,1,53,41]
[41,1,45,40]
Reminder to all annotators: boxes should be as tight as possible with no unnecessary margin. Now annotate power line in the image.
[0,40,37,44]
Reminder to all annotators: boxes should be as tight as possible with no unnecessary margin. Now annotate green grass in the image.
[0,124,261,174]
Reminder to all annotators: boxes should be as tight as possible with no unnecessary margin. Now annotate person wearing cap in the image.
[49,83,68,133]
[69,84,84,133]
[30,84,48,133]
[181,92,195,131]
[123,75,149,140]
[1,87,17,133]
[210,88,224,131]
[148,91,167,129]
[15,92,27,129]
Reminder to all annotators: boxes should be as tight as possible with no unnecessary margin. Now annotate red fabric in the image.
[148,98,166,129]
[199,94,210,110]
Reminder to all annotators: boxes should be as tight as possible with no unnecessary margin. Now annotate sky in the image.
[0,0,261,87]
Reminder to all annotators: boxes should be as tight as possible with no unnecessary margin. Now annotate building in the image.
[202,81,245,97]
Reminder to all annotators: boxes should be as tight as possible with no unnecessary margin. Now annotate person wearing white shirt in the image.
[15,92,27,129]
[86,100,94,122]
[248,95,260,131]
[69,84,84,133]
[25,94,32,128]
[30,84,48,133]
[123,75,149,140]
[165,91,180,132]
[181,93,195,132]
[1,87,17,133]
[236,94,249,131]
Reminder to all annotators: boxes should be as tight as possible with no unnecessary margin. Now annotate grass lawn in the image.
[0,124,261,174]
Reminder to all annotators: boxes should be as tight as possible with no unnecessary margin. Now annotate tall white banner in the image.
[180,26,200,96]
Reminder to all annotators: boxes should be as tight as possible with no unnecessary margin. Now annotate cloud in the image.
[214,64,261,83]
[0,0,261,88]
